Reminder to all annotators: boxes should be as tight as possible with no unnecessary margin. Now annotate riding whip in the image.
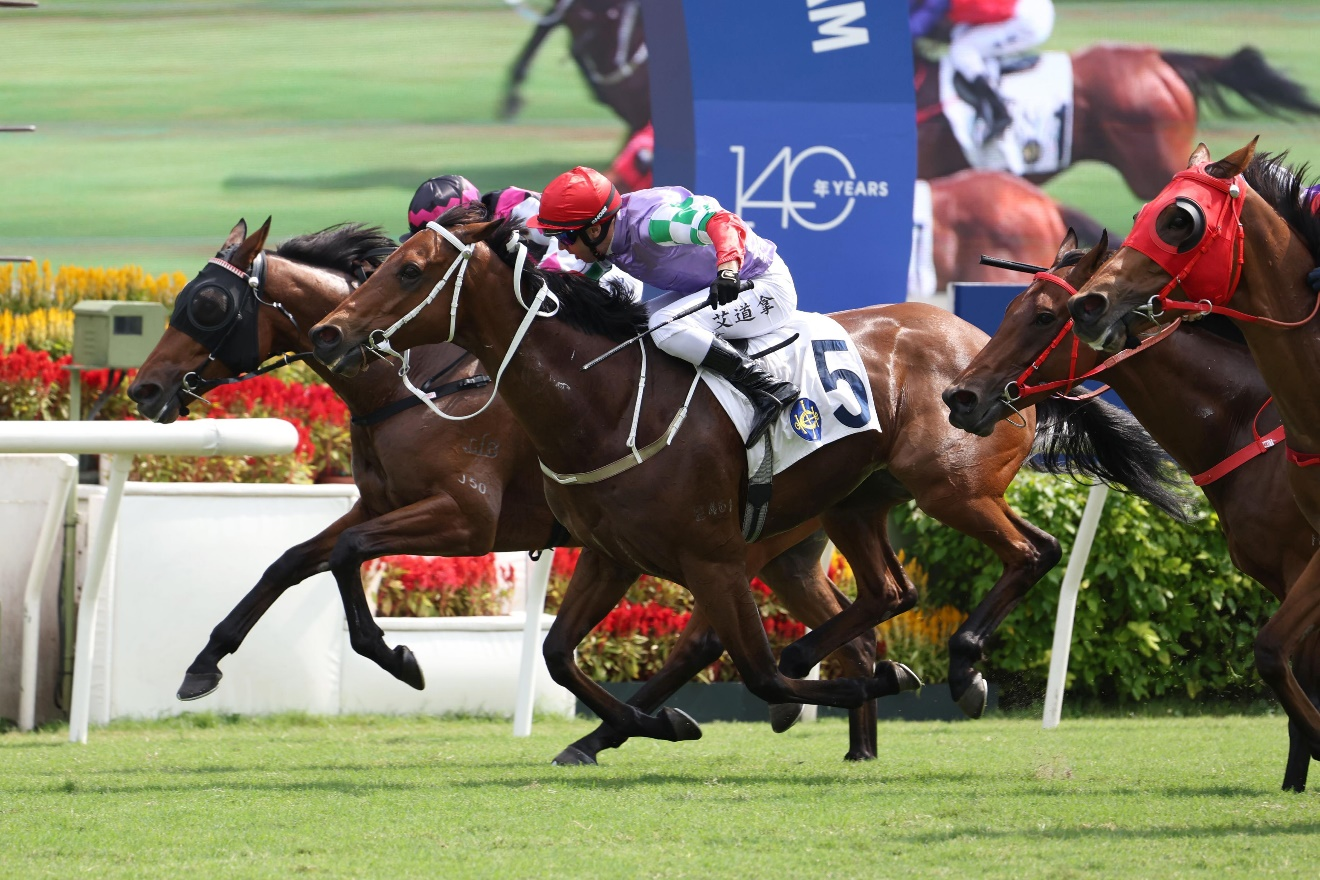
[979,255,1049,274]
[580,300,709,371]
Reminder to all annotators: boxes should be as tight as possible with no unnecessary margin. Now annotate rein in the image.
[365,221,560,424]
[1001,270,1182,423]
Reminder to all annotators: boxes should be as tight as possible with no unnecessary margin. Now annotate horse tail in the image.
[1028,396,1194,522]
[1162,47,1320,119]
[1055,204,1111,249]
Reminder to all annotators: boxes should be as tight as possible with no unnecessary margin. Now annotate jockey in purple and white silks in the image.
[529,165,799,448]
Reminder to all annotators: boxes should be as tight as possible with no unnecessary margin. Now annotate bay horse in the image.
[500,0,649,133]
[925,170,1101,293]
[1067,141,1320,771]
[916,45,1320,198]
[308,205,1186,743]
[126,218,886,763]
[943,230,1320,791]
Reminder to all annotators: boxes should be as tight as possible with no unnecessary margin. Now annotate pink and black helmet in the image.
[402,174,482,242]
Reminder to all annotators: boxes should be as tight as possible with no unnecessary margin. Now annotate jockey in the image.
[528,165,799,449]
[910,0,1055,143]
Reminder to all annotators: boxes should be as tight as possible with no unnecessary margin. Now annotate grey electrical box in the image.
[72,300,167,368]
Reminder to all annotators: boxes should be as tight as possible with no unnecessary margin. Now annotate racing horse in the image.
[308,205,1186,742]
[915,45,1320,198]
[500,0,649,133]
[1066,141,1320,772]
[126,218,885,762]
[943,230,1320,791]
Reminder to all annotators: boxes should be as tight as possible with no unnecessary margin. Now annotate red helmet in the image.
[528,166,621,232]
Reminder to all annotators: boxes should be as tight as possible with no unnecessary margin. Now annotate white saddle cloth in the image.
[700,312,881,479]
[939,52,1074,176]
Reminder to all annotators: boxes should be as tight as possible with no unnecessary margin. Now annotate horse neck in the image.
[454,262,665,471]
[1102,327,1272,480]
[269,256,453,420]
[1225,199,1320,450]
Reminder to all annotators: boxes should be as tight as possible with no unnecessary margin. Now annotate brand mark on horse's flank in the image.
[694,499,734,522]
[806,0,869,54]
[458,473,488,495]
[790,398,823,442]
[461,434,500,458]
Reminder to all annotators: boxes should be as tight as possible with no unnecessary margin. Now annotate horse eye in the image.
[399,262,422,281]
[1033,312,1056,327]
[189,286,231,329]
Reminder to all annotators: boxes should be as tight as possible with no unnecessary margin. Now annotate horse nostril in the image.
[310,324,342,351]
[127,381,160,404]
[942,387,977,413]
[1076,293,1108,320]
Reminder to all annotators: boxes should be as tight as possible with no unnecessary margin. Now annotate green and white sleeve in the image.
[643,195,724,247]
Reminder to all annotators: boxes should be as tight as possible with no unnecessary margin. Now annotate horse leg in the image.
[756,529,879,761]
[543,548,703,752]
[500,21,556,120]
[679,556,894,721]
[327,492,503,690]
[922,493,1061,718]
[178,503,368,700]
[1282,626,1320,792]
[1257,561,1320,772]
[552,605,726,766]
[770,507,921,729]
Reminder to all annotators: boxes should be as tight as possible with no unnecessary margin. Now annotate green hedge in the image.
[893,471,1274,704]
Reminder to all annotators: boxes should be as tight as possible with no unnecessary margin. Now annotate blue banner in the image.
[643,0,915,313]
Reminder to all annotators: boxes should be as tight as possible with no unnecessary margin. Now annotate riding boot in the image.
[967,75,1012,143]
[700,337,799,449]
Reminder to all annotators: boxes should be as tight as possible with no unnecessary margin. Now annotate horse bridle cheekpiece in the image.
[1124,162,1246,315]
[171,252,277,378]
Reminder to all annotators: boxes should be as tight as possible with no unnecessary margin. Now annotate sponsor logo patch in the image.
[790,398,823,441]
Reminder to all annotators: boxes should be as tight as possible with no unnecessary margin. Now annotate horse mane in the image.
[274,223,397,275]
[1243,151,1320,263]
[442,204,649,342]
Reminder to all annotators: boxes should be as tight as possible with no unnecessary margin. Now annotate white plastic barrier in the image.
[91,482,573,725]
[0,454,78,731]
[0,419,299,742]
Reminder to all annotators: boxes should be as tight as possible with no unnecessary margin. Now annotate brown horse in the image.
[925,170,1100,292]
[500,0,649,133]
[307,205,1185,742]
[127,218,888,762]
[943,231,1320,791]
[916,46,1320,198]
[1067,141,1320,768]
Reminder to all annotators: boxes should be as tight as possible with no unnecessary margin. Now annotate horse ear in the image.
[1207,136,1259,179]
[220,219,247,255]
[1053,228,1079,265]
[230,216,271,270]
[1075,230,1109,277]
[1188,143,1212,167]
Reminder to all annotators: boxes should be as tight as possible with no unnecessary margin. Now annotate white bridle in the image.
[364,220,560,422]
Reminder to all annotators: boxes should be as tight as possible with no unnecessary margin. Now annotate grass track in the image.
[2,714,1318,878]
[4,2,1320,274]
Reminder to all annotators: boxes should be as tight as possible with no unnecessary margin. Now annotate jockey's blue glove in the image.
[708,269,753,309]
[1308,266,1320,294]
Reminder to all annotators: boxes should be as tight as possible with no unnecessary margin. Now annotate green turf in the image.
[4,2,1320,276]
[1,714,1317,878]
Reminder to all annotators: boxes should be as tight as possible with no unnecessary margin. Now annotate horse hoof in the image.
[660,707,703,742]
[769,703,804,734]
[177,671,222,702]
[393,645,426,690]
[551,745,598,766]
[954,674,988,718]
[844,750,876,762]
[890,661,923,693]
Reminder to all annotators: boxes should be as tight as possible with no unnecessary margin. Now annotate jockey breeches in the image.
[647,255,798,365]
[948,0,1055,83]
